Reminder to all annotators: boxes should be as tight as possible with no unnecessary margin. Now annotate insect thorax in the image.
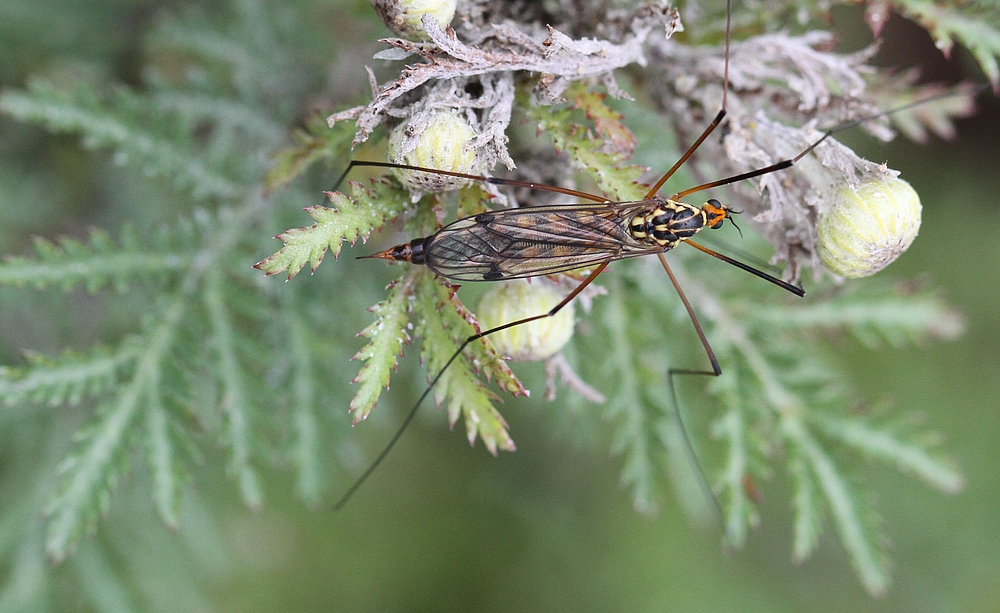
[629,200,706,248]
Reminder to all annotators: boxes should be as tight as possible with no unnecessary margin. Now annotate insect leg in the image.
[672,85,990,201]
[643,0,732,200]
[333,262,610,511]
[684,240,804,296]
[331,159,611,203]
[656,253,726,526]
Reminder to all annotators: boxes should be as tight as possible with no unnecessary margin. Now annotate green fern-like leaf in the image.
[599,275,668,513]
[756,283,965,347]
[792,424,890,595]
[0,226,187,293]
[890,1,1000,87]
[0,0,981,601]
[349,271,414,423]
[414,270,522,454]
[143,391,189,530]
[203,268,263,509]
[524,84,649,203]
[710,367,766,548]
[810,409,964,493]
[283,303,326,505]
[265,117,356,194]
[788,443,825,562]
[0,80,244,201]
[0,344,137,409]
[45,294,187,562]
[253,179,411,279]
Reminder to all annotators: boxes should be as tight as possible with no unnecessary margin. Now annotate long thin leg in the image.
[332,159,612,204]
[656,254,725,525]
[333,262,611,511]
[671,85,989,201]
[643,0,733,200]
[684,240,805,296]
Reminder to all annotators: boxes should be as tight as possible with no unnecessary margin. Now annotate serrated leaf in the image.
[788,444,824,563]
[413,271,517,454]
[442,280,526,399]
[203,270,262,510]
[46,399,140,562]
[714,406,753,547]
[144,392,187,530]
[285,306,325,505]
[253,179,411,279]
[600,282,662,513]
[45,295,186,562]
[526,84,648,203]
[810,410,964,493]
[572,89,637,155]
[892,1,1000,87]
[348,271,415,423]
[791,420,889,596]
[751,286,965,347]
[0,344,138,408]
[0,80,243,201]
[0,227,186,294]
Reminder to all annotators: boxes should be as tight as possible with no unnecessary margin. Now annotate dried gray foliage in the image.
[389,73,516,168]
[329,2,683,155]
[646,32,899,278]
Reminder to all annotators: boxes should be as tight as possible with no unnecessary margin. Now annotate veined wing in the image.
[423,201,661,281]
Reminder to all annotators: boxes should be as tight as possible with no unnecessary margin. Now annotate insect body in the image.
[319,0,977,513]
[365,198,737,282]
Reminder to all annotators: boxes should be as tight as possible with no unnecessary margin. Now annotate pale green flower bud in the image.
[477,280,575,362]
[817,177,922,278]
[371,0,456,41]
[388,111,478,194]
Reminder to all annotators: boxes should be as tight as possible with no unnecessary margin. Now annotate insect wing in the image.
[424,202,658,281]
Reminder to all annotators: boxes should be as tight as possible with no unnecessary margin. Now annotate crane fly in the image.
[327,1,977,511]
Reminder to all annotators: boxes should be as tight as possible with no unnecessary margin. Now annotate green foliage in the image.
[524,83,649,203]
[1,79,245,201]
[348,273,414,423]
[888,0,1000,87]
[0,226,187,293]
[0,344,137,408]
[0,0,991,607]
[265,118,356,194]
[253,179,411,279]
[0,0,350,605]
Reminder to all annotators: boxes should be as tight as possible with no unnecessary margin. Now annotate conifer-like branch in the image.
[0,0,992,602]
[0,227,187,293]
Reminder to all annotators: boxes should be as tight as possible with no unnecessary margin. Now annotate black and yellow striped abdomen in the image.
[629,200,713,249]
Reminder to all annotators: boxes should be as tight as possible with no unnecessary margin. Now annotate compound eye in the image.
[710,218,725,229]
[707,198,722,208]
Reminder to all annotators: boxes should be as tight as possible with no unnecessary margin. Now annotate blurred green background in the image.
[1,0,998,611]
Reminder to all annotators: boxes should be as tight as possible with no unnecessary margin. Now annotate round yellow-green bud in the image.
[476,280,575,362]
[371,0,456,41]
[388,112,477,194]
[817,177,922,278]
